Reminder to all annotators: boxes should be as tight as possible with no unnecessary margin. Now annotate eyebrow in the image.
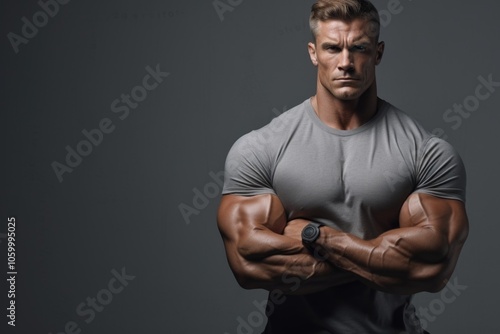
[321,40,371,49]
[321,34,372,47]
[351,35,371,43]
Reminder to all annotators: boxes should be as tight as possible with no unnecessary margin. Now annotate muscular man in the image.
[217,1,469,333]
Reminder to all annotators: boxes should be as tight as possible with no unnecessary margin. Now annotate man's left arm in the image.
[313,192,469,295]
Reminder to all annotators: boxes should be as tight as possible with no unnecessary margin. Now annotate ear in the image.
[308,42,318,67]
[375,41,385,65]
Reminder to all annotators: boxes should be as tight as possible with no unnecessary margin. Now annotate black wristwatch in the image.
[301,222,324,250]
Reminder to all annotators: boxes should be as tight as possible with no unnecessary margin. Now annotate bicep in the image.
[217,194,287,237]
[398,192,469,263]
[217,194,298,260]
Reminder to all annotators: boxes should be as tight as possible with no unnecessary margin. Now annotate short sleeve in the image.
[222,132,276,196]
[415,137,466,202]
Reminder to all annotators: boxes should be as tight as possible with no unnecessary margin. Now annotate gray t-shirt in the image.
[222,98,466,334]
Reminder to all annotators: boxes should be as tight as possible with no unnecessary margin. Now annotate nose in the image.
[338,49,354,73]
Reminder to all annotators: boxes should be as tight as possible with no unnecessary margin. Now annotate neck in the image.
[311,83,379,130]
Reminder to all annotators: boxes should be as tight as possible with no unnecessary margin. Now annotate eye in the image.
[352,45,367,52]
[326,46,341,53]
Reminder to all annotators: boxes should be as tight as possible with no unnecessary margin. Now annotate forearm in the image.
[239,253,354,295]
[317,226,450,294]
[229,229,356,294]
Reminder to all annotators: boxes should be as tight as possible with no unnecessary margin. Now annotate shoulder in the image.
[255,100,309,139]
[380,101,463,160]
[379,101,467,201]
[221,101,312,196]
[228,100,310,156]
[419,136,465,170]
[413,134,466,202]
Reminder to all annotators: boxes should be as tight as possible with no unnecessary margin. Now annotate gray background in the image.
[1,0,499,333]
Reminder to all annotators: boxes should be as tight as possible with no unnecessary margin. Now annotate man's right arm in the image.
[217,193,355,295]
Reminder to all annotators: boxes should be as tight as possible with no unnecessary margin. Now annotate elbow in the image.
[420,273,447,293]
[411,264,451,293]
[418,243,467,293]
[233,270,271,291]
[385,274,448,295]
[229,260,266,290]
[229,264,255,290]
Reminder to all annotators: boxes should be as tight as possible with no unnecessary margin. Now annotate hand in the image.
[283,219,310,241]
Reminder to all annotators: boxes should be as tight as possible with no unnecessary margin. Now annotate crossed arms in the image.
[217,192,468,295]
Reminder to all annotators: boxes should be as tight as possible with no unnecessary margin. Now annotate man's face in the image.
[308,18,384,101]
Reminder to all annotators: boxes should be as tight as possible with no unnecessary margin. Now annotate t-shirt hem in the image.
[413,189,466,203]
[221,189,277,196]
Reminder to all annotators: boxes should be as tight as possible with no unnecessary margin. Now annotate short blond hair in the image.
[310,0,380,41]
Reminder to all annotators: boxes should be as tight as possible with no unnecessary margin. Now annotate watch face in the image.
[303,226,317,239]
[302,224,320,243]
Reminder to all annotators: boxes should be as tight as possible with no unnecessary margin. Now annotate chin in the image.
[333,90,361,101]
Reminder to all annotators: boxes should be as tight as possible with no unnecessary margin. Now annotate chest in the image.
[272,134,415,226]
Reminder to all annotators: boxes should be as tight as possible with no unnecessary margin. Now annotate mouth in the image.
[335,77,359,81]
[335,78,360,86]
